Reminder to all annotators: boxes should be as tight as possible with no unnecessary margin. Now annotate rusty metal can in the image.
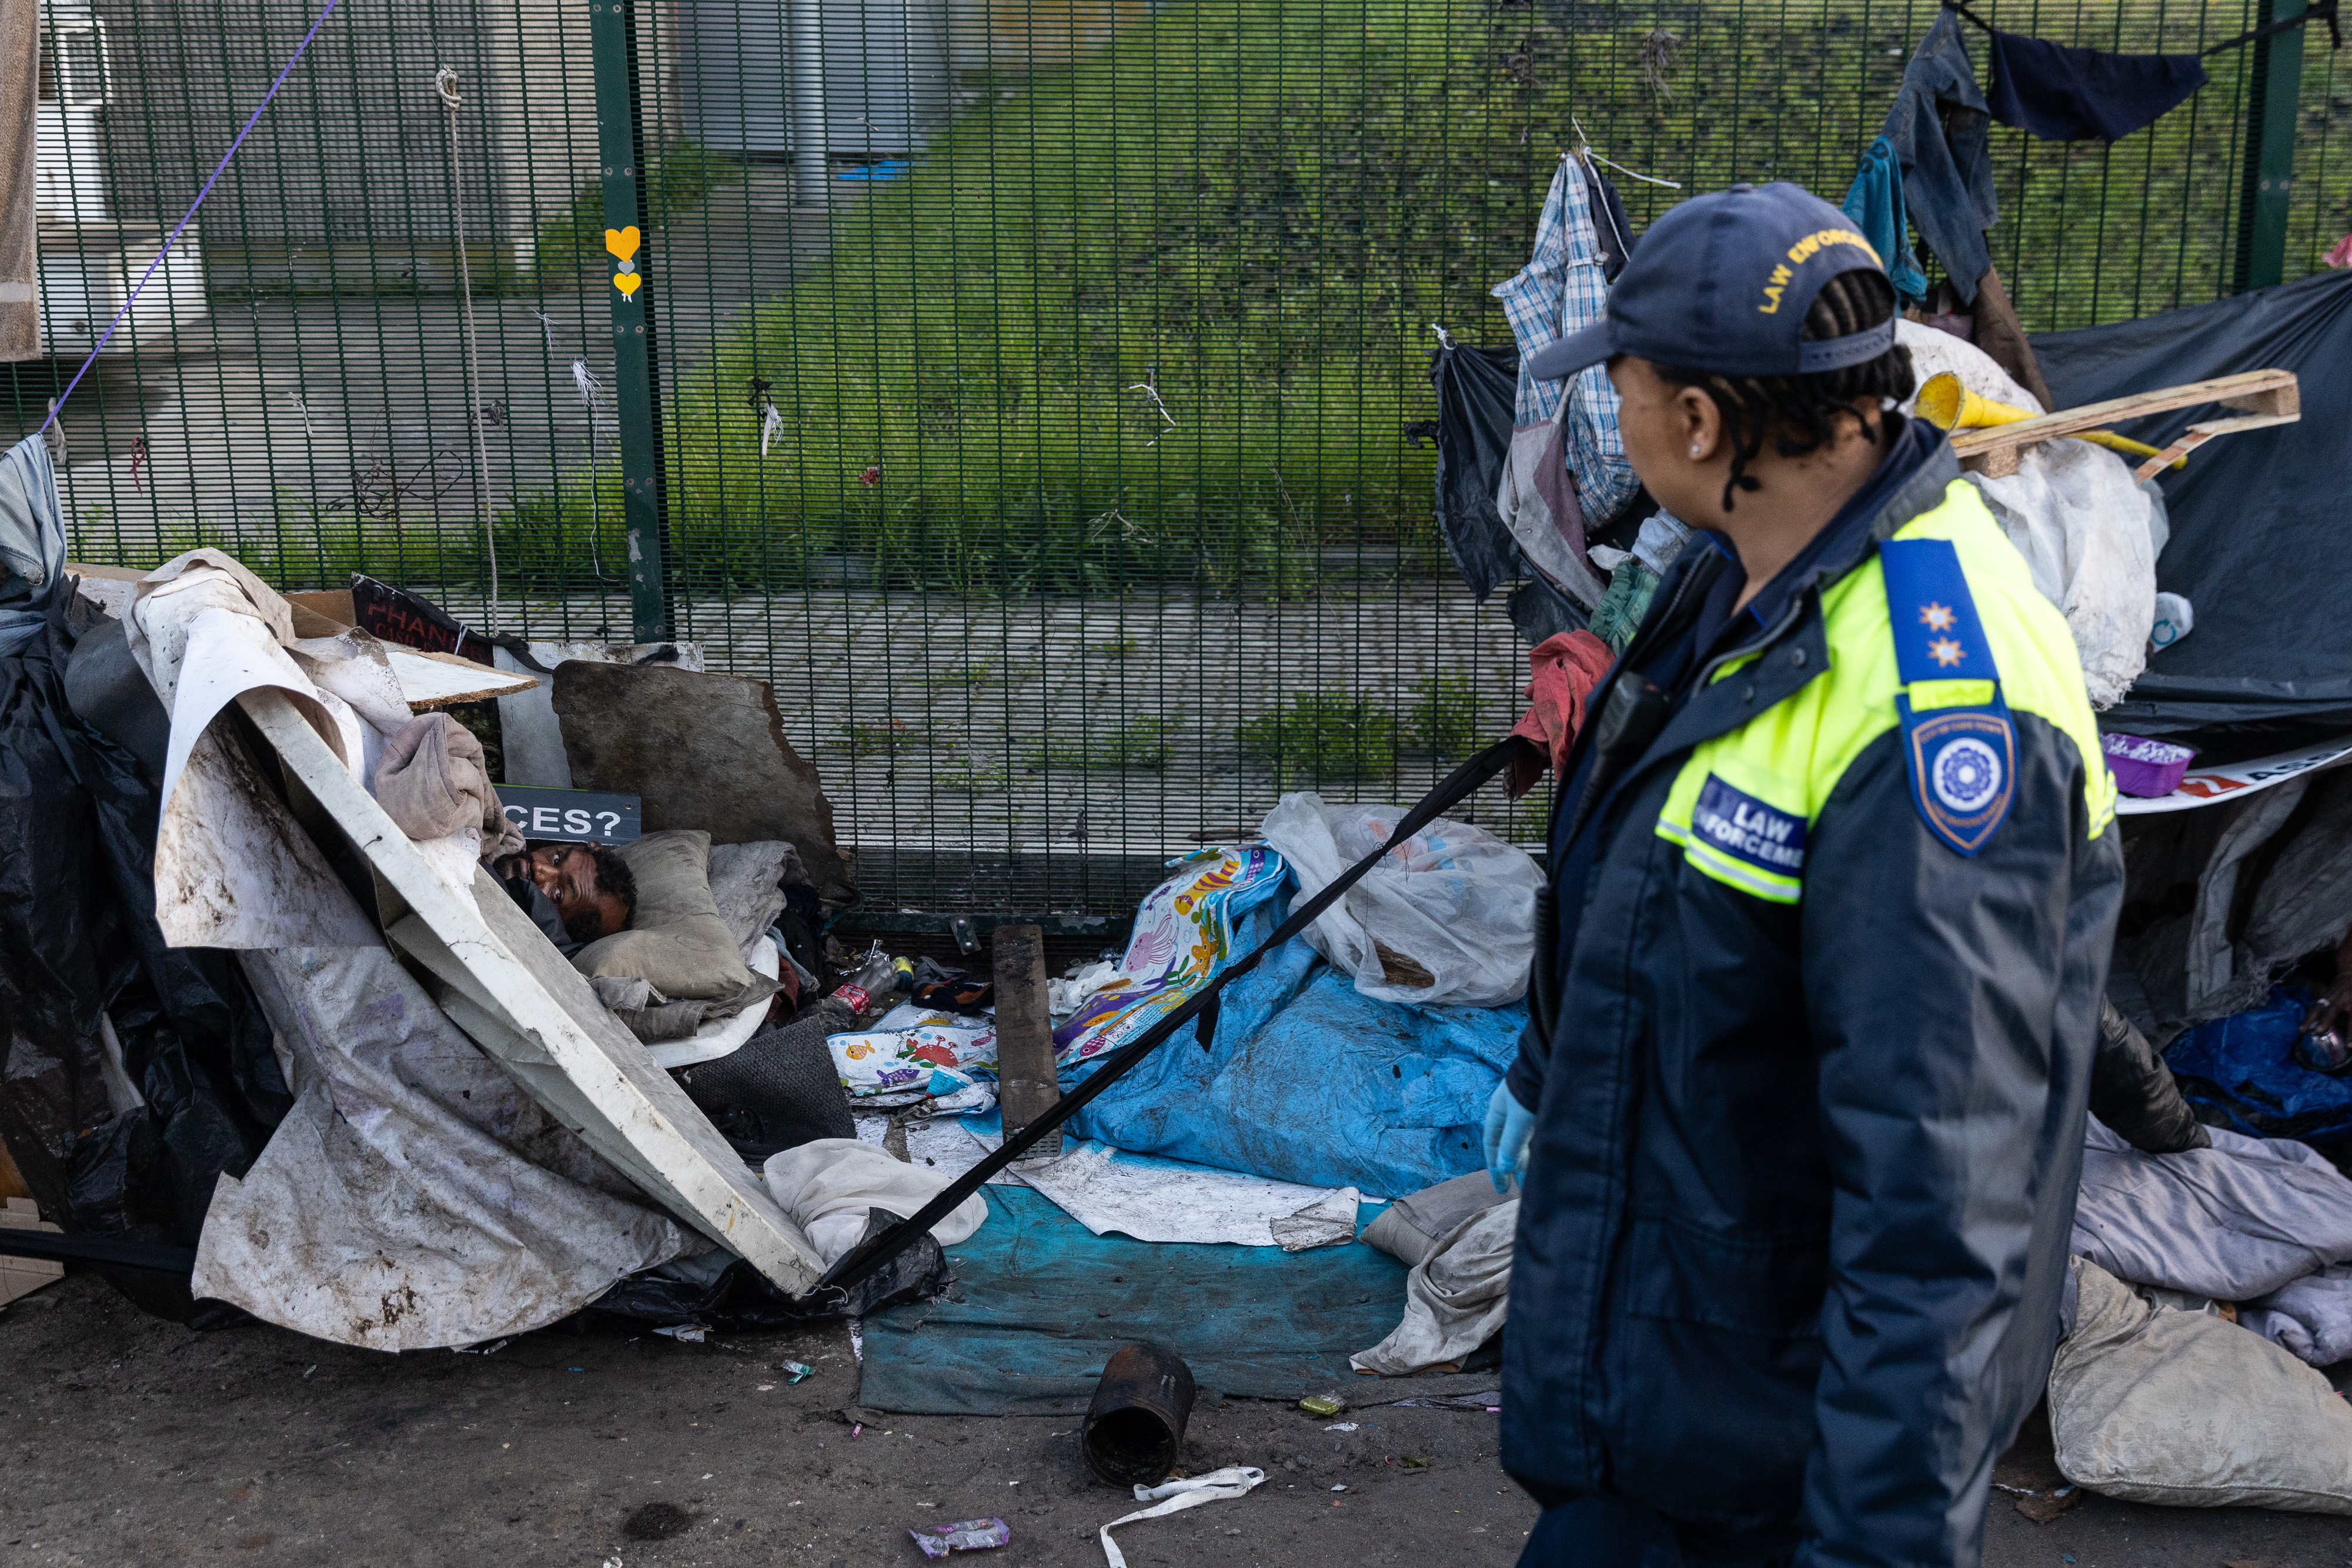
[1081,1341,1197,1487]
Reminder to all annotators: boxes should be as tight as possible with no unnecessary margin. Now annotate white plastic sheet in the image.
[967,1122,1359,1248]
[1258,794,1540,1007]
[1897,321,2157,708]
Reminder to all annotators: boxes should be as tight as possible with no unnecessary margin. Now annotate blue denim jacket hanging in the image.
[1879,11,1999,303]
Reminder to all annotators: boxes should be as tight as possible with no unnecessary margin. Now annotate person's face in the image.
[1606,355,1735,526]
[507,842,627,941]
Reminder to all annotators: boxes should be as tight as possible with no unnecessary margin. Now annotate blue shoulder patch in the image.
[1880,537,2016,856]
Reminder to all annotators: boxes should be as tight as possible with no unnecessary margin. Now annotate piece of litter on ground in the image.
[1100,1466,1265,1568]
[908,1518,1010,1559]
[1331,1484,1348,1492]
[653,1324,709,1343]
[1324,1422,1358,1432]
[756,1383,776,1392]
[781,1360,814,1383]
[1299,1395,1345,1417]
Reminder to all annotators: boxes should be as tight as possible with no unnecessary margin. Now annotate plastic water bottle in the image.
[828,948,911,1021]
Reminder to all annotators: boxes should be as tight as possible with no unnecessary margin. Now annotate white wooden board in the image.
[235,686,824,1295]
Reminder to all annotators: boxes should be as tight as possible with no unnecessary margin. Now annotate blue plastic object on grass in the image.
[2164,985,2352,1144]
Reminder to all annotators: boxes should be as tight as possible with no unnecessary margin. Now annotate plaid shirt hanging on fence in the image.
[1491,154,1636,527]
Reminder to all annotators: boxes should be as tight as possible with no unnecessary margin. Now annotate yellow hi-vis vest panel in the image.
[1654,478,2116,904]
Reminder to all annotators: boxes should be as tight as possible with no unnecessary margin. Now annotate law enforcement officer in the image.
[1483,183,2123,1566]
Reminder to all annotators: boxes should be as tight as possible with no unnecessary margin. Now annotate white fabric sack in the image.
[1258,794,1540,1007]
[761,1138,989,1265]
[1896,321,2155,708]
[1351,1198,1516,1375]
[2052,1257,2352,1513]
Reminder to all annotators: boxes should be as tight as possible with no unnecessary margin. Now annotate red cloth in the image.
[1507,630,1613,799]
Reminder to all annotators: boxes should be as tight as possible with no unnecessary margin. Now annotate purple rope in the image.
[38,0,345,434]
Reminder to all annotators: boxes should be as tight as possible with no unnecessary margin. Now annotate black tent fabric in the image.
[0,605,291,1320]
[2031,269,2352,744]
[1426,337,1523,600]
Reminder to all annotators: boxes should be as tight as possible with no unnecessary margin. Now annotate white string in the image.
[1571,115,1683,189]
[572,359,614,583]
[436,66,499,616]
[1098,1467,1265,1568]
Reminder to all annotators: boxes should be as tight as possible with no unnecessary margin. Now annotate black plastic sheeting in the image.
[2033,269,2352,746]
[0,606,291,1320]
[589,1212,948,1332]
[1426,337,1524,600]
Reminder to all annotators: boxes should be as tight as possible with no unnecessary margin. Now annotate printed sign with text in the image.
[498,787,642,845]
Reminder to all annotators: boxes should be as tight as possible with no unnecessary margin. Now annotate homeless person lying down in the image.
[492,841,638,957]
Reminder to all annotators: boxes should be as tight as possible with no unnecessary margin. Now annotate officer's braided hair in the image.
[1651,268,1916,513]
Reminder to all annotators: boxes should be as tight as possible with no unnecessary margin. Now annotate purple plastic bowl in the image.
[2103,732,2197,798]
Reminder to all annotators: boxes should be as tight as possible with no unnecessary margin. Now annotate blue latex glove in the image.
[1484,1082,1535,1194]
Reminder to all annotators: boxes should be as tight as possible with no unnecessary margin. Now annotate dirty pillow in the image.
[570,828,755,1001]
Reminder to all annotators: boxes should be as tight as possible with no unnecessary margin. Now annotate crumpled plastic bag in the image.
[1257,795,1540,1007]
[1897,319,2156,708]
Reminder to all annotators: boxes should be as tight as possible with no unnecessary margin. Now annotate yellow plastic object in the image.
[1916,372,2185,469]
[1915,372,2034,431]
[2072,429,2186,470]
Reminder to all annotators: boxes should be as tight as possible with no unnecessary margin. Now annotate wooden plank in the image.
[283,589,358,628]
[0,1136,30,1204]
[992,923,1062,1159]
[234,685,826,1295]
[383,646,539,710]
[0,1197,66,1306]
[2130,412,2302,483]
[1949,369,2298,463]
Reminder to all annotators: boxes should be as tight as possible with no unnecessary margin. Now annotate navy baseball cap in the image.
[1524,182,1895,381]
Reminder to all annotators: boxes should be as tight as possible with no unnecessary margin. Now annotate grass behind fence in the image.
[84,0,2344,597]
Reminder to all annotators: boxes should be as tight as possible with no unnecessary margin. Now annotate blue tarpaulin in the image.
[859,1186,1498,1415]
[1061,908,1524,1198]
[2165,985,2352,1144]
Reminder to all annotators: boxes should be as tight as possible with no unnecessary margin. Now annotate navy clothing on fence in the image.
[1987,30,2207,141]
[1880,11,1999,303]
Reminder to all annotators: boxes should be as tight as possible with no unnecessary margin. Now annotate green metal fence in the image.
[9,0,2347,914]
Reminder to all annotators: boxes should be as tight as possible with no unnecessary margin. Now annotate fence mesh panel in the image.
[9,0,2347,912]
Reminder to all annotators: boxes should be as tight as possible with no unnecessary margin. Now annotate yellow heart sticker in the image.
[604,225,641,262]
[614,272,641,298]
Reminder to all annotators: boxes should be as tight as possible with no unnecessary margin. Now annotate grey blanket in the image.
[2072,1115,2352,1302]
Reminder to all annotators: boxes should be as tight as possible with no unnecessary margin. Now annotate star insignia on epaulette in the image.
[1920,601,1957,631]
[1927,636,1966,668]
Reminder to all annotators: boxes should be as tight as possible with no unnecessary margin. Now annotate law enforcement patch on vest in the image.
[1902,706,2015,854]
[1689,774,1808,882]
[1880,536,2017,857]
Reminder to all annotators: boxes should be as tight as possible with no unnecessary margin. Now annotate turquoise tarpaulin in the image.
[858,1186,1498,1416]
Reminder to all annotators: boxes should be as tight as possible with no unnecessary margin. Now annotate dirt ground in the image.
[5,1272,2351,1568]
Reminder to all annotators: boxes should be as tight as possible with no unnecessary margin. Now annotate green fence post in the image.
[2234,0,2310,293]
[591,0,670,641]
